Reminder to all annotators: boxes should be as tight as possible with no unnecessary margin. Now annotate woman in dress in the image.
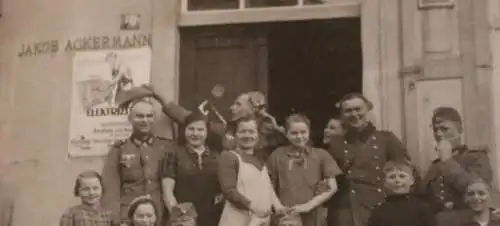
[218,116,285,226]
[162,112,223,226]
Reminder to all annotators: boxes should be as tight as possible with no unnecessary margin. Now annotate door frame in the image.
[151,0,404,139]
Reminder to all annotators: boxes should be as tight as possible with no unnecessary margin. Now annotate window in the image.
[181,0,355,12]
[179,0,361,27]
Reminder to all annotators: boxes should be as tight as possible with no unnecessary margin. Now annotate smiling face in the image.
[133,203,157,226]
[465,181,491,212]
[77,177,102,206]
[129,102,155,134]
[323,119,343,143]
[184,120,208,148]
[286,122,310,149]
[235,119,259,150]
[341,97,370,130]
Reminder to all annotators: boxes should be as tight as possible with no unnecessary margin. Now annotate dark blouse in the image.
[162,145,222,226]
[218,150,265,210]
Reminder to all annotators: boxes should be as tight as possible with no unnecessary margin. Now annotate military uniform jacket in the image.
[418,145,493,213]
[101,135,175,224]
[327,124,409,226]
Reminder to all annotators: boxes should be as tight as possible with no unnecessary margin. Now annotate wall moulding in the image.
[418,0,454,10]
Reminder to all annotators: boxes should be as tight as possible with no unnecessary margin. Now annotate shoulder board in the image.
[467,145,489,153]
[111,139,127,148]
[155,136,174,142]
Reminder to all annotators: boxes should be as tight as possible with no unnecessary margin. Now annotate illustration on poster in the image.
[68,48,151,157]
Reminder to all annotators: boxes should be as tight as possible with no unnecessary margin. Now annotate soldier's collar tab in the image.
[130,134,155,147]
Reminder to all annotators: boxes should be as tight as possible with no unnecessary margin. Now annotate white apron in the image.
[219,151,274,226]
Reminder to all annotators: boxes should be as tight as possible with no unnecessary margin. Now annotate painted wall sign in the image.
[68,47,151,157]
[18,33,151,57]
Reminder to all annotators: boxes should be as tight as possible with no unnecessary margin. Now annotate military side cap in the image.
[170,202,198,222]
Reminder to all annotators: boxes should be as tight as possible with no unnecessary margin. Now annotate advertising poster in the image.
[68,48,151,157]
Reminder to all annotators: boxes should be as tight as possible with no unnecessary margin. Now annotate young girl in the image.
[127,195,159,226]
[267,114,341,226]
[59,170,112,226]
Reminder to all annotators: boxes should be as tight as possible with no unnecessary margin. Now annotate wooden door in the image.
[179,25,268,121]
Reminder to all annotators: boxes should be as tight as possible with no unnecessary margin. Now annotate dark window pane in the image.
[246,0,298,8]
[304,0,326,5]
[188,0,238,10]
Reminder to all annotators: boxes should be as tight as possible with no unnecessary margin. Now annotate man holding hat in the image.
[418,106,492,215]
[326,93,410,226]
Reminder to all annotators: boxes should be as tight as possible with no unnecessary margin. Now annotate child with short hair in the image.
[60,170,113,226]
[127,195,159,226]
[367,161,435,226]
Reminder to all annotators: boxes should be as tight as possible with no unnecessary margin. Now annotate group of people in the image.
[59,85,495,226]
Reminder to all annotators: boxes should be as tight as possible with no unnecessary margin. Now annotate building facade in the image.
[0,0,499,225]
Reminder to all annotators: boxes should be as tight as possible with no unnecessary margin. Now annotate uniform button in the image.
[440,190,445,193]
[376,177,381,181]
[144,155,149,160]
[351,190,356,195]
[375,166,380,170]
[344,140,348,144]
[344,149,348,154]
[440,196,444,200]
[347,170,352,175]
[377,188,382,193]
[372,136,377,140]
[373,156,380,160]
[373,145,378,149]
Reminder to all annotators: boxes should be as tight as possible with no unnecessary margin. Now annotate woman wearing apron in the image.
[218,116,285,226]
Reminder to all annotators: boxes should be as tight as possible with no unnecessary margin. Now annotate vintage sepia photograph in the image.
[1,0,500,226]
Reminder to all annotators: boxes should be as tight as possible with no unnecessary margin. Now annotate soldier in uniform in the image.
[325,93,410,226]
[101,99,176,226]
[123,85,286,161]
[418,107,493,215]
